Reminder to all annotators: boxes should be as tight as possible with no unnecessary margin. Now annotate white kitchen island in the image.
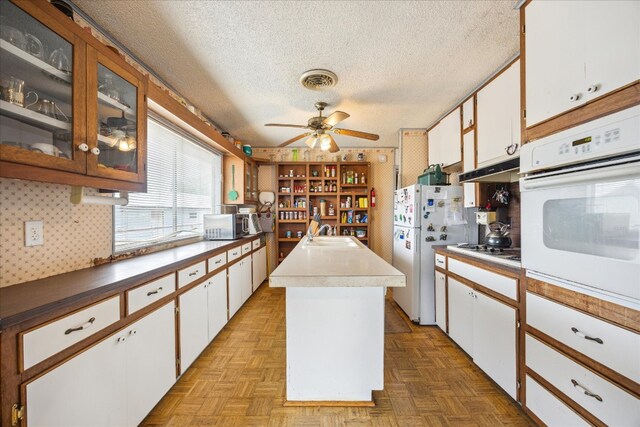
[270,236,405,405]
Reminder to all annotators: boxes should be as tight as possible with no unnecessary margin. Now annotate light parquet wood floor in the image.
[142,283,535,427]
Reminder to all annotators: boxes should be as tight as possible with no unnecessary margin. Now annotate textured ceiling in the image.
[73,0,520,148]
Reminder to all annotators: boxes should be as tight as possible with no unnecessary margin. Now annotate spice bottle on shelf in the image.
[354,172,359,184]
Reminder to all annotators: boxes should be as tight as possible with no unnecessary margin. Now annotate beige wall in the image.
[0,178,112,287]
[400,129,428,187]
[254,147,396,264]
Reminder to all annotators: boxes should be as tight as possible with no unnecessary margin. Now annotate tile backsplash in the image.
[0,178,112,287]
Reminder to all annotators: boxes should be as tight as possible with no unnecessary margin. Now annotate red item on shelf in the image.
[370,188,376,207]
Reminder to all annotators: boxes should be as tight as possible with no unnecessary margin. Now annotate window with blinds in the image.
[114,117,221,252]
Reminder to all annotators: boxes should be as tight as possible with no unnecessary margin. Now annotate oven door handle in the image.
[521,161,639,191]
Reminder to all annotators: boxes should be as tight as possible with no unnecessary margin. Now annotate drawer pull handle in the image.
[65,317,96,335]
[571,327,604,344]
[215,259,222,264]
[571,379,603,402]
[147,287,163,296]
[189,270,199,277]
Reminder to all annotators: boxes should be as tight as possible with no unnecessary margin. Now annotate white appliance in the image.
[392,184,467,324]
[247,213,262,234]
[520,106,640,306]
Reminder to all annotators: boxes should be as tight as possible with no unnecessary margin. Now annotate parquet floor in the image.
[142,283,535,426]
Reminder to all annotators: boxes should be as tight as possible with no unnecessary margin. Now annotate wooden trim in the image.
[520,2,527,145]
[0,158,146,193]
[147,83,245,158]
[283,400,375,408]
[518,268,528,405]
[526,277,640,334]
[525,368,606,427]
[524,371,593,427]
[525,81,640,142]
[526,326,640,398]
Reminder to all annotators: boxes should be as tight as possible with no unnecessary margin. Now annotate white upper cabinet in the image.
[462,130,477,208]
[428,107,461,167]
[476,59,521,166]
[525,1,640,127]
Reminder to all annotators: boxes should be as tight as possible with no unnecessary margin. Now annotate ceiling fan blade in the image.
[333,128,380,141]
[265,123,309,129]
[322,111,350,127]
[278,132,313,147]
[328,134,340,153]
[305,134,318,149]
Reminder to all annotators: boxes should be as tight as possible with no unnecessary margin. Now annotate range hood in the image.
[458,157,520,183]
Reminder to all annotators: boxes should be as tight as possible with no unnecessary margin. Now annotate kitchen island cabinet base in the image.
[283,400,376,407]
[286,286,384,403]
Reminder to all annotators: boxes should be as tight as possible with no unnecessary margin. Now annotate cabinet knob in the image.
[117,336,126,343]
[586,84,599,94]
[129,329,137,336]
[569,94,581,102]
[90,147,101,156]
[77,143,89,152]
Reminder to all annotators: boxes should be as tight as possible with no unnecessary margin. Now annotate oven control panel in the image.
[521,106,640,173]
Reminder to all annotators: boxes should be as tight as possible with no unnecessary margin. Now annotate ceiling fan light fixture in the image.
[319,134,332,151]
[305,135,318,149]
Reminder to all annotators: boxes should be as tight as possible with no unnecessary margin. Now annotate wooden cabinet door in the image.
[86,46,146,184]
[447,278,474,356]
[525,1,584,127]
[434,271,447,332]
[228,260,243,318]
[207,270,228,341]
[0,0,87,174]
[583,1,640,104]
[125,302,176,426]
[473,291,517,400]
[25,330,127,427]
[179,282,208,374]
[476,60,520,166]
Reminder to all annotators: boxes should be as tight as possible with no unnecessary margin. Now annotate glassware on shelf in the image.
[0,25,26,50]
[48,48,71,73]
[24,33,45,60]
[1,76,25,106]
[98,72,122,103]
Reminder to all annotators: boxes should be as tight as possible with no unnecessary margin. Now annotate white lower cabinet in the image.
[526,375,590,427]
[228,257,251,318]
[473,291,516,399]
[179,270,228,374]
[25,302,176,427]
[447,277,517,399]
[252,247,267,292]
[434,271,447,332]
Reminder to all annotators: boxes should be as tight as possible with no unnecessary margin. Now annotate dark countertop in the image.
[0,235,263,330]
[431,245,522,276]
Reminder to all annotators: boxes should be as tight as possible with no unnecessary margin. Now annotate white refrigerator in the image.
[392,184,466,325]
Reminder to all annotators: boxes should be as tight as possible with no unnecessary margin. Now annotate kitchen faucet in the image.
[308,224,332,241]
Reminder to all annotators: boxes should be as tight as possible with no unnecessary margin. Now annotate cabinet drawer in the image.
[241,242,252,254]
[435,253,446,269]
[208,253,227,271]
[526,334,640,426]
[527,292,640,383]
[127,274,175,315]
[448,258,517,300]
[177,261,206,288]
[21,296,120,370]
[252,239,260,250]
[227,246,242,262]
[526,375,590,427]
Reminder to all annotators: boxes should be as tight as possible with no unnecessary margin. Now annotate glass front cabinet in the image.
[0,0,147,191]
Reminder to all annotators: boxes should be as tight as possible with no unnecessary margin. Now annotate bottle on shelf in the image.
[354,172,359,184]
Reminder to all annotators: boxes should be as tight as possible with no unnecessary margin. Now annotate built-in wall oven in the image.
[520,106,640,306]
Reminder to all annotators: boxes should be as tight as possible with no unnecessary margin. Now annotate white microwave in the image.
[520,107,640,306]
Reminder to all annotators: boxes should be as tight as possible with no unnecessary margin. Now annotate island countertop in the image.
[270,236,405,288]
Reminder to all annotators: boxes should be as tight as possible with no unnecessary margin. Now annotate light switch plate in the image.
[25,220,44,246]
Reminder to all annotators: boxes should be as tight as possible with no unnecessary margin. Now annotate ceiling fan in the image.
[265,102,379,153]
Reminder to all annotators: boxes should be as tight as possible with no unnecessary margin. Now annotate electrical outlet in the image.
[25,220,44,247]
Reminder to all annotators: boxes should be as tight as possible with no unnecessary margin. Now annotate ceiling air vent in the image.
[299,69,338,91]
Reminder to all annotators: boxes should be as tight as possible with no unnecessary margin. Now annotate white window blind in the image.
[114,117,221,252]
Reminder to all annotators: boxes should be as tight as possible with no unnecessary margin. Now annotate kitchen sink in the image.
[301,236,359,248]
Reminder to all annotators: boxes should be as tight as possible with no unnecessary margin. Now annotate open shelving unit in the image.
[275,162,371,263]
